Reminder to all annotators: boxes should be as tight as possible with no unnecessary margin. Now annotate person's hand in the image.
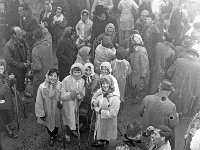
[70,90,77,100]
[40,116,46,121]
[22,30,26,36]
[184,134,189,139]
[57,101,63,109]
[136,78,145,91]
[9,73,15,80]
[77,94,82,100]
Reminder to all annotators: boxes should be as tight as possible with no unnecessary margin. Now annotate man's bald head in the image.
[10,26,23,40]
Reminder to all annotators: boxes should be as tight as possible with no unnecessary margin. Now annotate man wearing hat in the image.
[167,46,200,118]
[148,33,175,95]
[135,10,149,35]
[139,79,178,149]
[174,39,194,59]
[91,5,118,62]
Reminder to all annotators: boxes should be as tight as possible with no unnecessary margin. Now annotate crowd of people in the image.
[0,0,200,149]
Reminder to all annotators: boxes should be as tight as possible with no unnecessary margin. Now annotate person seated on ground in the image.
[35,68,62,146]
[76,9,93,48]
[149,125,173,150]
[111,47,131,101]
[60,63,85,143]
[190,128,200,150]
[91,75,120,148]
[75,46,91,65]
[0,59,18,139]
[94,36,116,74]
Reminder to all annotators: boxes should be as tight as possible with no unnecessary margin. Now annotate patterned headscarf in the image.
[78,46,91,61]
[105,23,115,36]
[131,34,144,46]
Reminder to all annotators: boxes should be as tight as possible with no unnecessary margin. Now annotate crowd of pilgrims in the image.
[1,0,200,149]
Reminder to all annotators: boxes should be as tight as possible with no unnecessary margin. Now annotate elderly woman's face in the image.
[49,72,58,84]
[101,66,109,76]
[102,81,109,92]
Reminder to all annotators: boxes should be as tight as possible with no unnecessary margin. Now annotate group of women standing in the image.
[35,60,121,147]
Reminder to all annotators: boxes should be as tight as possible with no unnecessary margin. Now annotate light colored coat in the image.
[61,76,85,130]
[93,94,120,141]
[35,81,61,132]
[111,59,132,99]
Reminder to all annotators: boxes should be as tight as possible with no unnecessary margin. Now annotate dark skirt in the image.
[0,109,11,125]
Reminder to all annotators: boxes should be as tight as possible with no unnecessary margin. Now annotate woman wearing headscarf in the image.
[93,23,118,50]
[91,75,120,148]
[127,34,150,102]
[94,62,120,98]
[75,46,91,65]
[35,68,61,146]
[111,47,131,100]
[94,35,116,74]
[56,27,77,81]
[76,9,93,48]
[82,63,100,128]
[60,63,85,143]
[118,0,139,44]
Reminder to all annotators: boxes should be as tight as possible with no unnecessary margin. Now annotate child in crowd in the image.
[60,63,85,143]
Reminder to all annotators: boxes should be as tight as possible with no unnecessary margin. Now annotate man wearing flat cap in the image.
[167,45,200,119]
[139,79,178,149]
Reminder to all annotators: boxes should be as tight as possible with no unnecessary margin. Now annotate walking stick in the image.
[13,84,20,130]
[16,93,26,119]
[187,96,195,124]
[59,108,66,149]
[76,105,81,150]
[86,109,95,150]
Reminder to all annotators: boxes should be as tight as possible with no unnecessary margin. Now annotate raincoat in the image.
[148,41,175,95]
[167,57,200,114]
[99,62,120,98]
[92,75,120,141]
[61,63,85,130]
[35,74,61,132]
[111,59,131,99]
[76,10,93,47]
